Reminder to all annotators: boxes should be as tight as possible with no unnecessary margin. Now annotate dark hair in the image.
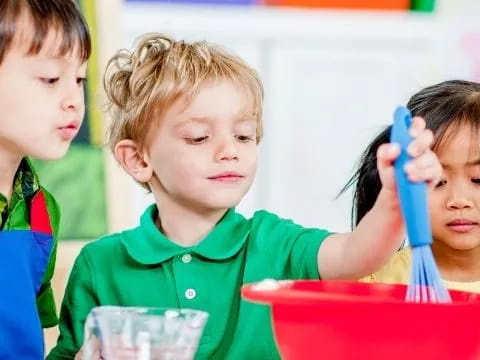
[0,0,91,64]
[340,80,480,228]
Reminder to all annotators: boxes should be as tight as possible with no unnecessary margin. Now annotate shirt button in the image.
[182,254,192,263]
[185,288,196,300]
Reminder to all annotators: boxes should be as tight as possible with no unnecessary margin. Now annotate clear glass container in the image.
[82,306,208,360]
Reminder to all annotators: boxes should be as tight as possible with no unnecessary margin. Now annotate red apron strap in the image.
[30,191,53,235]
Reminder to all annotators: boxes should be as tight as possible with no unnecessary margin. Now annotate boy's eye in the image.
[77,77,87,86]
[185,136,208,145]
[236,135,254,142]
[472,178,480,184]
[435,179,447,188]
[40,77,59,85]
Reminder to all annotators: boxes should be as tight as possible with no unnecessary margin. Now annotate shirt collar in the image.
[15,158,40,199]
[121,204,250,265]
[0,158,40,228]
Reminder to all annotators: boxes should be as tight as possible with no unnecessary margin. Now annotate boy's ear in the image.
[114,140,153,183]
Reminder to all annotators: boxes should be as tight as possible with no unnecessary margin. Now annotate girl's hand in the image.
[377,116,441,200]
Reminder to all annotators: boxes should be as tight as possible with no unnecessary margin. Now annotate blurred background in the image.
[44,0,480,351]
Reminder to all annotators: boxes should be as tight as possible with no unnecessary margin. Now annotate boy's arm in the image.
[318,188,404,279]
[318,117,440,280]
[47,248,98,360]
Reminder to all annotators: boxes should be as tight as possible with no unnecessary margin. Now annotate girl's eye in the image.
[435,179,447,188]
[236,135,254,142]
[185,136,209,145]
[472,178,480,184]
[40,77,59,86]
[77,77,87,86]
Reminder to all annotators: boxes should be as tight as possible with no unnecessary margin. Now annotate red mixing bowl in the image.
[242,280,480,360]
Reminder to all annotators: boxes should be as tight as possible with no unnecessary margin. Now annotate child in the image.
[0,0,90,358]
[48,33,440,360]
[344,80,480,292]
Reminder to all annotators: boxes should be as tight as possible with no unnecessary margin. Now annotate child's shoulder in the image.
[80,227,139,261]
[250,209,306,225]
[248,210,295,231]
[250,209,282,223]
[248,209,331,237]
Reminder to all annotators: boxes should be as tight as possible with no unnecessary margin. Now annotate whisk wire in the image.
[407,246,451,303]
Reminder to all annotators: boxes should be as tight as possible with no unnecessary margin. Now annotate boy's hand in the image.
[376,116,441,200]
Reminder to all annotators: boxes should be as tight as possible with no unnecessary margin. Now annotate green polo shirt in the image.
[0,158,60,327]
[48,205,331,359]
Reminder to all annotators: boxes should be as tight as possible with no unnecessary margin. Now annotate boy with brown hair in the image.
[0,1,90,358]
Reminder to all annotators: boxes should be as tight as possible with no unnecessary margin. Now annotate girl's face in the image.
[429,123,480,252]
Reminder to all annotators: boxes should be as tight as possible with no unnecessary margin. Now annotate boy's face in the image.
[429,124,480,252]
[0,28,86,161]
[145,80,258,212]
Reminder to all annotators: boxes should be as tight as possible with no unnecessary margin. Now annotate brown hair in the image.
[104,32,264,158]
[0,0,91,64]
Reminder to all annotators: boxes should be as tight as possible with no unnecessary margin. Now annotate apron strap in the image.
[30,191,53,235]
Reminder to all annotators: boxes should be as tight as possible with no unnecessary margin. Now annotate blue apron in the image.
[0,191,54,359]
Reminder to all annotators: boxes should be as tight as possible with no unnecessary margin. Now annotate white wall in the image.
[108,1,480,233]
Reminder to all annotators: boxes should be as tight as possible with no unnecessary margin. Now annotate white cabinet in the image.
[261,34,437,229]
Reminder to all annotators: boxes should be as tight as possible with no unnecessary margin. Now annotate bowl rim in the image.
[241,279,480,308]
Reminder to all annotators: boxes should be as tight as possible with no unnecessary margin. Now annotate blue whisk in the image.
[391,106,451,303]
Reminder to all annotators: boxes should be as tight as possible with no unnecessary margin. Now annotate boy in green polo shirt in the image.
[0,1,90,358]
[49,33,441,360]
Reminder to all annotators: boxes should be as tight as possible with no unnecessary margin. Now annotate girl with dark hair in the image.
[343,80,480,292]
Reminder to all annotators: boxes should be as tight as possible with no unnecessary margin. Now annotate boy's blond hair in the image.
[104,33,264,156]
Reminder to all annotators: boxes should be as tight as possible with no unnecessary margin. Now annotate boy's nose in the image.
[61,85,83,112]
[216,139,239,161]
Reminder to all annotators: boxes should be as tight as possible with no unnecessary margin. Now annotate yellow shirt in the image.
[363,248,480,293]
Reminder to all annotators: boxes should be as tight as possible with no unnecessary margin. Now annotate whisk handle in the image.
[390,106,433,247]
